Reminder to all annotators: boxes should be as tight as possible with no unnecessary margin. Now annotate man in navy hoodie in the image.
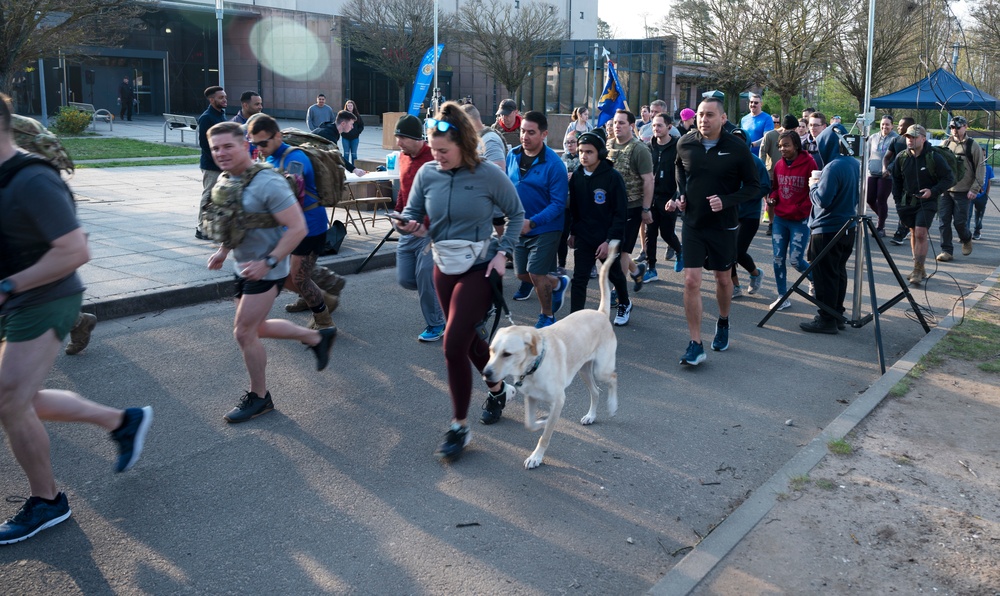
[801,126,860,334]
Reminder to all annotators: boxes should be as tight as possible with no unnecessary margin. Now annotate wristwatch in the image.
[264,256,279,269]
[528,220,537,229]
[641,207,651,213]
[0,278,15,294]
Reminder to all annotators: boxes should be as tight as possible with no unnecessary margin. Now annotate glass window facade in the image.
[522,38,673,114]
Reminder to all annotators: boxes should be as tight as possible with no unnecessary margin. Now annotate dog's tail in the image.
[598,240,621,316]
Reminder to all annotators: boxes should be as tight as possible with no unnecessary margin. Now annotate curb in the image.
[649,264,1000,595]
[82,251,396,321]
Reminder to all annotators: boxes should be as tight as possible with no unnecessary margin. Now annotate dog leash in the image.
[514,340,546,387]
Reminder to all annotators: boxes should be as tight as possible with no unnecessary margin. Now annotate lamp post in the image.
[216,0,225,88]
[432,0,439,114]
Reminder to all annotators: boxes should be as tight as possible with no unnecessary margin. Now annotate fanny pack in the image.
[431,239,489,275]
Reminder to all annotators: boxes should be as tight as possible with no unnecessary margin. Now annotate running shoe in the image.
[680,341,706,366]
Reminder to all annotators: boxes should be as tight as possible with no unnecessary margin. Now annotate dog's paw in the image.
[524,452,544,469]
[607,395,618,417]
[580,413,596,425]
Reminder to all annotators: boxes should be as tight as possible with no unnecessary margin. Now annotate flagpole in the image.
[433,0,439,114]
[592,43,599,121]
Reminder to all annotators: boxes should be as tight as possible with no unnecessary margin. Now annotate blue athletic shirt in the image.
[267,143,328,238]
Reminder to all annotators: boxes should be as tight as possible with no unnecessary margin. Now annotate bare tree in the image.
[756,0,838,115]
[663,0,766,116]
[455,2,564,104]
[340,0,454,111]
[0,0,145,98]
[829,0,914,110]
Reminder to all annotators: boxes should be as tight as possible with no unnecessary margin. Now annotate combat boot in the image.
[324,292,339,313]
[908,262,927,285]
[309,309,335,330]
[285,296,309,312]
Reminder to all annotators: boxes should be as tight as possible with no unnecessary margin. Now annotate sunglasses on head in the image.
[425,118,454,133]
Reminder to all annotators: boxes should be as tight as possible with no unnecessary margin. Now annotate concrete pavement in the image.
[3,116,1000,592]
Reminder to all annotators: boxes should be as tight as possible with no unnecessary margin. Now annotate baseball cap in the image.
[496,99,516,116]
[949,115,968,128]
[680,108,696,121]
[904,124,927,138]
[394,114,423,140]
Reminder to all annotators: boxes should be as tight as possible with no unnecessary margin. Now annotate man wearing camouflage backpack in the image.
[247,114,336,330]
[891,124,955,285]
[204,122,337,424]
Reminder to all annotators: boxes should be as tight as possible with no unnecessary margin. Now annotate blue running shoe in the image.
[418,324,445,342]
[551,275,569,314]
[0,493,71,545]
[610,289,618,307]
[643,267,658,283]
[680,340,706,366]
[535,313,555,328]
[513,281,534,301]
[712,321,730,352]
[674,253,684,273]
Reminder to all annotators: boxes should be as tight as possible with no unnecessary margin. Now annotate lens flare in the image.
[249,18,328,81]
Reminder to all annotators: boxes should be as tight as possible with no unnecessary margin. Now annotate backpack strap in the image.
[0,153,59,190]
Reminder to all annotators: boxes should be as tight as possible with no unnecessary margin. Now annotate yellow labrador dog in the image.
[483,241,620,469]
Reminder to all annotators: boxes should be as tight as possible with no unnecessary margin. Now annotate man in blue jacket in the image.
[506,111,570,328]
[195,86,227,240]
[801,126,860,334]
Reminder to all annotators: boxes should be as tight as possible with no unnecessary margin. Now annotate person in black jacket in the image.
[117,76,134,121]
[567,132,630,319]
[643,113,681,282]
[670,97,760,366]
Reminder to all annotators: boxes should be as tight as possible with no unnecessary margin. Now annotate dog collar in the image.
[514,341,546,387]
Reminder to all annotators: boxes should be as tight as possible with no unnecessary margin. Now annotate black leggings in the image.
[644,197,682,268]
[570,237,629,312]
[732,217,761,279]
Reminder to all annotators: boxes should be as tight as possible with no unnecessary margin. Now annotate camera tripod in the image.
[758,213,930,374]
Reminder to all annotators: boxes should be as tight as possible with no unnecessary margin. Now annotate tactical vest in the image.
[609,137,644,208]
[201,163,280,249]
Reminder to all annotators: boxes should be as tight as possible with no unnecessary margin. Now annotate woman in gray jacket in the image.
[398,101,525,460]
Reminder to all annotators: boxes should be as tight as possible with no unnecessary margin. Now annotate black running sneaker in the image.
[435,424,471,460]
[310,327,338,371]
[110,406,153,473]
[224,391,274,423]
[480,382,512,425]
[0,493,71,545]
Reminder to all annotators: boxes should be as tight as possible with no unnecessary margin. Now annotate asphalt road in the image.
[0,223,997,594]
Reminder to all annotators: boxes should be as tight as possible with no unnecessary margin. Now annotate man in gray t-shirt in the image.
[0,94,153,545]
[306,94,336,131]
[205,122,338,424]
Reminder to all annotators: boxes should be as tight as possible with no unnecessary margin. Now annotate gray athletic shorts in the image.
[514,230,561,275]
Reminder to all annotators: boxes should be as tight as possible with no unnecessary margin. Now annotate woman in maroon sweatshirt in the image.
[768,131,817,310]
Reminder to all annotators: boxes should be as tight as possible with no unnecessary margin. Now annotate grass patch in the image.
[888,378,911,397]
[789,475,811,491]
[77,157,200,169]
[938,314,1000,366]
[61,137,199,160]
[815,478,837,490]
[828,438,853,455]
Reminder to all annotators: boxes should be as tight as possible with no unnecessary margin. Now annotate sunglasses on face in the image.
[425,118,454,133]
[950,124,964,129]
[255,134,276,148]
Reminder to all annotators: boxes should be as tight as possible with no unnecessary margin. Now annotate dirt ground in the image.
[696,288,1000,595]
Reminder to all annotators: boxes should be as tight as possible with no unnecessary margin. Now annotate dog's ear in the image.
[526,331,540,356]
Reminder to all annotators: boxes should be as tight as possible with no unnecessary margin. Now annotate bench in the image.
[68,102,113,132]
[163,113,198,143]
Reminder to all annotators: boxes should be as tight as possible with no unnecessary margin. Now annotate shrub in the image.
[50,106,93,136]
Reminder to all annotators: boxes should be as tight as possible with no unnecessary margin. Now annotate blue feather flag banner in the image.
[596,60,628,127]
[408,45,444,117]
